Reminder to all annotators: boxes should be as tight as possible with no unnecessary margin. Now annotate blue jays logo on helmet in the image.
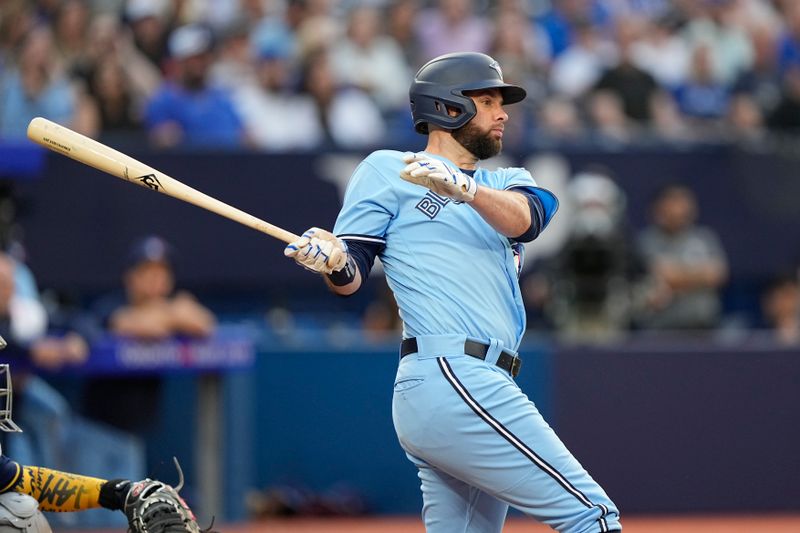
[409,52,526,135]
[489,60,503,79]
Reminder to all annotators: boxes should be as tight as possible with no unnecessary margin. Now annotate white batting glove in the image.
[400,152,477,202]
[284,227,348,275]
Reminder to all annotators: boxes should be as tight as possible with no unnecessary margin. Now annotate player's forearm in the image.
[468,187,531,237]
[171,302,217,337]
[661,261,729,291]
[14,465,106,512]
[110,309,172,339]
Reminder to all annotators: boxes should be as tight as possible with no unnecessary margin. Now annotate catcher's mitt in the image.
[123,458,209,533]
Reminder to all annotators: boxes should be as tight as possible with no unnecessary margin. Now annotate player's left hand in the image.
[100,459,211,533]
[400,152,477,202]
[284,227,348,275]
[123,477,204,533]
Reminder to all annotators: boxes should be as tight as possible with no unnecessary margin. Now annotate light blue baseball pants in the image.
[392,338,621,533]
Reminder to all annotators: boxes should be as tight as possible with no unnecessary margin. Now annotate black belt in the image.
[400,338,522,378]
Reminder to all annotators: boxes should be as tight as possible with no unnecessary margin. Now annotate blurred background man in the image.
[636,184,729,332]
[84,235,215,434]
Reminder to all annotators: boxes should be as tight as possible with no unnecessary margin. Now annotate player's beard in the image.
[452,120,502,160]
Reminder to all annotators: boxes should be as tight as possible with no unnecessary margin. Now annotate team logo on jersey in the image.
[416,191,451,219]
[511,241,525,278]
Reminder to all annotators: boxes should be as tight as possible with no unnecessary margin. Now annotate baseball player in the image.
[0,363,204,533]
[285,52,621,532]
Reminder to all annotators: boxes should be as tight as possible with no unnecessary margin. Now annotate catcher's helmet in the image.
[0,363,21,435]
[409,52,526,134]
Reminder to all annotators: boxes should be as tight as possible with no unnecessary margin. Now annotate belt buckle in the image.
[510,356,522,377]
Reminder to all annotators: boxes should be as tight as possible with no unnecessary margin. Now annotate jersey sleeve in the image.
[14,465,106,511]
[333,157,398,246]
[503,168,559,228]
[0,455,21,493]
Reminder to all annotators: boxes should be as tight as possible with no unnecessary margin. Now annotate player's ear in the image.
[445,104,462,118]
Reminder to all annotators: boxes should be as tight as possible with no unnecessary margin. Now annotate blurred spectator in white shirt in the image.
[550,18,616,98]
[682,0,754,86]
[329,4,412,112]
[631,13,691,88]
[299,47,386,149]
[233,27,323,151]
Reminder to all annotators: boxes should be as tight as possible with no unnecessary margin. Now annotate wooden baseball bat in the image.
[26,117,299,243]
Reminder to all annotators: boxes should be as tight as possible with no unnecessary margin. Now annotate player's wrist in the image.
[326,255,357,286]
[99,479,131,511]
[463,179,478,203]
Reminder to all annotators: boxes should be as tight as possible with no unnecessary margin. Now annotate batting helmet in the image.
[409,52,526,134]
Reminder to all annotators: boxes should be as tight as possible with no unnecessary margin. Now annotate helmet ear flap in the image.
[411,92,476,134]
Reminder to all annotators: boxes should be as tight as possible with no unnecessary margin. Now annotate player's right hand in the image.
[284,227,348,275]
[400,152,477,202]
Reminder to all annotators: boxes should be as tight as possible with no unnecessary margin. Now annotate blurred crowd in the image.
[3,2,800,521]
[3,0,800,149]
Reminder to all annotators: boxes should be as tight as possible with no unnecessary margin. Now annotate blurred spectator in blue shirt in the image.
[776,2,800,75]
[535,0,613,59]
[145,24,247,148]
[0,26,96,139]
[672,44,731,127]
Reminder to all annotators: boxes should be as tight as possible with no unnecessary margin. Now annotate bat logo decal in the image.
[137,174,163,191]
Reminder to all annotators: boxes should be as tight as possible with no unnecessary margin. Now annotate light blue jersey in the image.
[332,149,619,533]
[334,150,546,349]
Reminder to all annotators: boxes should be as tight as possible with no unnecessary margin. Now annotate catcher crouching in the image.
[0,363,207,533]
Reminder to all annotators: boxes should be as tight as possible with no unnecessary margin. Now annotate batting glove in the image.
[400,152,477,202]
[284,227,348,275]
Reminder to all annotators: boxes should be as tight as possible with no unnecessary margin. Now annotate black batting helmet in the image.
[409,52,526,135]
